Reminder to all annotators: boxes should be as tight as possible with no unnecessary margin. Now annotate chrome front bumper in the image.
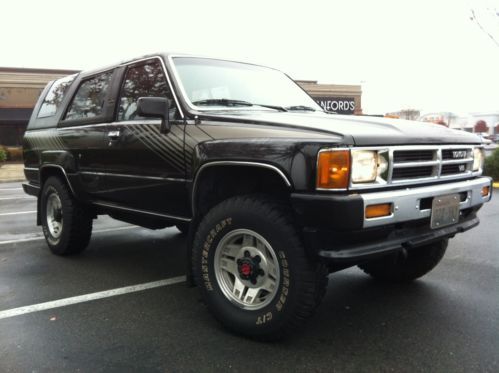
[362,177,492,228]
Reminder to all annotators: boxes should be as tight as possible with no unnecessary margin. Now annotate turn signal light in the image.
[481,186,490,197]
[365,203,392,219]
[316,150,350,189]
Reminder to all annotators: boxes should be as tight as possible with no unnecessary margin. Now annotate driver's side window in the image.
[118,60,177,121]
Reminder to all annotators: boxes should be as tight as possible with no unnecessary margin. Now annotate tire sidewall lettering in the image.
[201,217,232,292]
[199,214,292,328]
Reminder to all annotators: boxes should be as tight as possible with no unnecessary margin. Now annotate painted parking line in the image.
[0,188,23,191]
[0,210,36,217]
[0,276,186,321]
[0,226,139,246]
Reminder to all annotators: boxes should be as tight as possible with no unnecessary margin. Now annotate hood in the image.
[202,111,481,146]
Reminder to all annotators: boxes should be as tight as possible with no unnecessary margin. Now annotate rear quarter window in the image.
[37,75,76,118]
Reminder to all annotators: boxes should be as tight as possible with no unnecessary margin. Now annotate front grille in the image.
[393,150,434,163]
[442,148,470,160]
[441,163,468,175]
[349,145,477,189]
[388,146,474,185]
[392,166,434,180]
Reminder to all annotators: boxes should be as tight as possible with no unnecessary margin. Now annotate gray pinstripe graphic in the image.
[127,124,184,171]
[144,124,184,154]
[130,125,182,166]
[148,124,186,157]
[138,125,184,164]
[54,131,66,149]
[184,132,198,149]
[170,126,194,151]
[185,125,212,143]
[24,131,67,151]
[133,134,183,170]
[184,126,213,172]
[47,134,58,149]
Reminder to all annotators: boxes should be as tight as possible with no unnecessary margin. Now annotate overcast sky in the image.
[2,0,498,115]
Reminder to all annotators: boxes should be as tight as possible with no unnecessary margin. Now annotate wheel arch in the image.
[191,161,293,217]
[37,165,76,226]
[39,164,76,196]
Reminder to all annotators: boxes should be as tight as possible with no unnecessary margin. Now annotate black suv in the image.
[23,53,492,339]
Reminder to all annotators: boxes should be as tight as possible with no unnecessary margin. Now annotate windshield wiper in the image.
[285,105,316,111]
[192,98,288,112]
[192,98,253,107]
[253,104,287,112]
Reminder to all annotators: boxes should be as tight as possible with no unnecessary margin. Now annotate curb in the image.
[0,179,26,184]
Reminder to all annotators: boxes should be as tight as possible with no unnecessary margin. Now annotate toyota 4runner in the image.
[22,53,493,339]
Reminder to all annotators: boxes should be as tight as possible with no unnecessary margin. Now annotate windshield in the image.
[172,57,322,112]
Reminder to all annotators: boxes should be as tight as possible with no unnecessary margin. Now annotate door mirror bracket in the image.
[137,97,171,134]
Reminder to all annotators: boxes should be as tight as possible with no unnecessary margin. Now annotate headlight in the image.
[377,151,389,178]
[351,150,377,183]
[473,147,484,172]
[316,148,389,189]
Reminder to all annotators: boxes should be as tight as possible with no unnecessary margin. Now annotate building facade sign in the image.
[296,80,362,115]
[313,96,355,115]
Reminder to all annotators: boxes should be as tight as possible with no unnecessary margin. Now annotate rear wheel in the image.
[192,195,327,340]
[358,239,448,282]
[40,176,93,255]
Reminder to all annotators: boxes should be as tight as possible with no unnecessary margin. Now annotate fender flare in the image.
[39,164,76,196]
[191,161,293,216]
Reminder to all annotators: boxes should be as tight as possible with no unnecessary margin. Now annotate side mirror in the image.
[137,97,170,134]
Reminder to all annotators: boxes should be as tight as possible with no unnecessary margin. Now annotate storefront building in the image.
[0,67,78,146]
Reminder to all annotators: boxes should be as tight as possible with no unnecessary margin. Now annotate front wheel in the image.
[358,239,448,282]
[192,196,327,340]
[40,176,93,255]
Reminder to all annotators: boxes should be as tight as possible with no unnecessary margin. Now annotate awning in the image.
[0,108,33,125]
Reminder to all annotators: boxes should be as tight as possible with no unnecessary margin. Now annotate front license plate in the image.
[430,193,460,229]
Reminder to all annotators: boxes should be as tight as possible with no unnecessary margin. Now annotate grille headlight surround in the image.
[473,147,485,172]
[316,148,390,189]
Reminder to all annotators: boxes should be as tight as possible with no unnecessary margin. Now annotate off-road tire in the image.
[192,195,327,340]
[358,239,448,282]
[40,176,93,255]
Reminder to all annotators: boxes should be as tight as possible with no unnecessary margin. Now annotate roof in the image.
[0,67,80,75]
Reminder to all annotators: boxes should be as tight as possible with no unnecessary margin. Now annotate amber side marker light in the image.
[365,203,392,219]
[316,150,350,189]
[481,186,490,197]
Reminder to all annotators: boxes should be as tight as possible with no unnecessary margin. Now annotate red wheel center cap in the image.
[240,263,252,276]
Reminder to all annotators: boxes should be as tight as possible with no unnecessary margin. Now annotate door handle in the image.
[108,130,121,140]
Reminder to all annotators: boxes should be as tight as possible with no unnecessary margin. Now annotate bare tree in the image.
[470,5,499,47]
[399,109,420,120]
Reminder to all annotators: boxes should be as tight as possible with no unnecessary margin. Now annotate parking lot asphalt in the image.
[0,181,498,372]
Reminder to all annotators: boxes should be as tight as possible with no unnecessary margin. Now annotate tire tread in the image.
[193,195,327,340]
[42,176,93,255]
